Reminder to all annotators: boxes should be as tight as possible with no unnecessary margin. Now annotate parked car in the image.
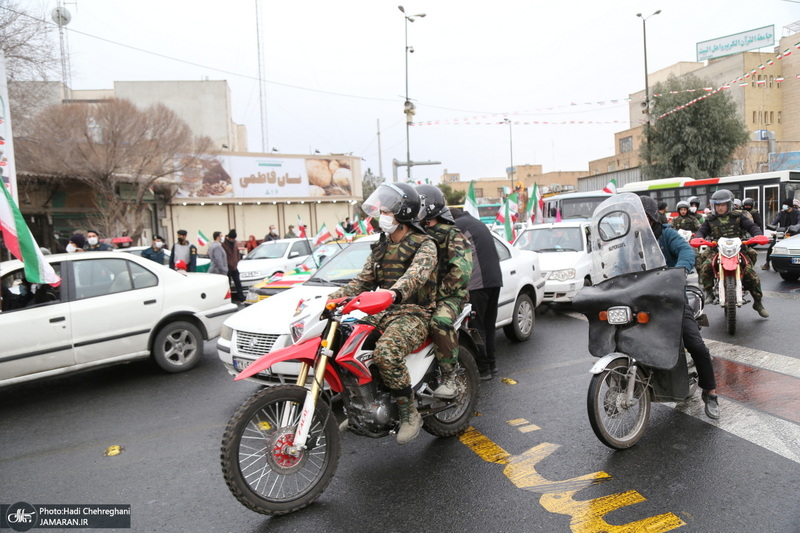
[243,240,353,305]
[770,232,800,282]
[217,233,545,384]
[115,246,212,273]
[237,238,312,288]
[514,221,593,302]
[0,252,237,388]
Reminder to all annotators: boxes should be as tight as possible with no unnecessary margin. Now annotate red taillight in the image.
[225,289,231,300]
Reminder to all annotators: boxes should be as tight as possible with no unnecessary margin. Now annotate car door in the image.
[493,236,518,325]
[68,257,163,364]
[0,263,74,382]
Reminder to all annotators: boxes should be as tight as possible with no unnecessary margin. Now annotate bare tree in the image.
[16,98,214,242]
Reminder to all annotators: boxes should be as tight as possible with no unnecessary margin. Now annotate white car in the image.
[237,238,313,288]
[514,221,593,302]
[217,233,546,384]
[115,246,212,272]
[0,251,237,388]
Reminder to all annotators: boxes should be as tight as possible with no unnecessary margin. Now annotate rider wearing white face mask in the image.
[328,183,438,445]
[141,235,167,265]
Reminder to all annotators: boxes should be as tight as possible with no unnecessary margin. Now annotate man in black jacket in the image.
[451,207,503,380]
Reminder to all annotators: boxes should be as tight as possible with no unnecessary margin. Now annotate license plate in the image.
[792,257,800,265]
[232,357,271,376]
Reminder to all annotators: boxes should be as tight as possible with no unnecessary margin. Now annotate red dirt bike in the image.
[690,235,769,334]
[220,291,480,515]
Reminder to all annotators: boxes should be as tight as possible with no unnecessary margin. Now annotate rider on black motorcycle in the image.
[327,183,438,445]
[641,196,720,419]
[416,184,474,400]
[695,189,768,318]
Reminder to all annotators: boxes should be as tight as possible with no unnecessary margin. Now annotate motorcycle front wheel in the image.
[724,276,736,335]
[587,358,651,449]
[422,342,480,437]
[220,385,341,516]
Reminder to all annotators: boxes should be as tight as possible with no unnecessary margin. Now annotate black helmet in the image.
[687,196,701,207]
[742,197,755,209]
[639,196,660,224]
[676,200,690,211]
[710,189,734,211]
[416,184,454,223]
[362,182,422,225]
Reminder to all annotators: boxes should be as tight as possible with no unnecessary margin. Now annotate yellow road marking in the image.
[459,426,686,532]
[104,445,122,457]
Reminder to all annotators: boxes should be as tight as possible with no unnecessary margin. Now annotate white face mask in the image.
[379,213,399,234]
[87,237,99,246]
[154,241,164,249]
[689,206,697,213]
[66,243,77,253]
[782,205,790,212]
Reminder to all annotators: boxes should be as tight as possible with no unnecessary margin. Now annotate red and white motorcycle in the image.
[220,291,481,515]
[690,235,769,334]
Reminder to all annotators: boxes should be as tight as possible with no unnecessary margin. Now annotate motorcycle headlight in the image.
[604,306,632,325]
[220,324,233,341]
[290,318,305,343]
[549,269,576,281]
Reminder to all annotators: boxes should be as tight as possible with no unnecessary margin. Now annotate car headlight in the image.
[220,324,233,341]
[548,269,576,281]
[289,318,305,343]
[773,246,788,255]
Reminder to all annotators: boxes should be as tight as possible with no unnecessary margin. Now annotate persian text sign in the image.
[697,26,775,61]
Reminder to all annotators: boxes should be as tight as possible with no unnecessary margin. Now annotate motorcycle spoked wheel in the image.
[220,385,341,516]
[422,343,480,437]
[587,358,651,449]
[724,276,736,335]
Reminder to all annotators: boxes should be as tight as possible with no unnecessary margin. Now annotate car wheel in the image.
[503,292,534,342]
[152,321,203,373]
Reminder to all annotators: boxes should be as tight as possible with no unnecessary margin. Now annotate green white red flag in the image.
[502,197,516,243]
[602,179,617,194]
[296,215,307,238]
[464,181,480,218]
[0,183,60,285]
[312,223,331,247]
[197,230,209,246]
[527,184,543,223]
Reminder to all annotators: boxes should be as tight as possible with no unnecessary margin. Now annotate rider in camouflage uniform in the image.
[416,185,473,400]
[328,183,437,445]
[695,189,768,318]
[671,200,701,232]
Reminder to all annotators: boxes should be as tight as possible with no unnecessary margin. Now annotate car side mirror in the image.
[289,252,299,258]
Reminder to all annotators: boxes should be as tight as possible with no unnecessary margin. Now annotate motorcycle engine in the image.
[341,370,396,436]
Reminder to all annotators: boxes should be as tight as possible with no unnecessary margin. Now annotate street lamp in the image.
[399,5,426,181]
[637,9,660,168]
[503,118,514,198]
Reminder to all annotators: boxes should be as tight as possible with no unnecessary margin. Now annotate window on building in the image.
[778,111,782,124]
[496,188,505,197]
[770,111,774,124]
[619,136,633,154]
[769,75,773,88]
[753,111,757,124]
[475,188,484,198]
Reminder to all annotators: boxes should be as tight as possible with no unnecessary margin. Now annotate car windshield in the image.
[560,197,607,220]
[306,240,373,285]
[246,242,289,260]
[515,227,583,252]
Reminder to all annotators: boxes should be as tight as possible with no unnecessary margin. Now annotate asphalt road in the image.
[1,261,798,533]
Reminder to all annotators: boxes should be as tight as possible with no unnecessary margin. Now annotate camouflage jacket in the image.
[671,214,700,232]
[697,210,762,241]
[328,231,438,317]
[425,222,473,305]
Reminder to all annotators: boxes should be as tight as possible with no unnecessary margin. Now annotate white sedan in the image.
[237,238,313,288]
[514,221,594,302]
[217,233,545,384]
[0,251,237,388]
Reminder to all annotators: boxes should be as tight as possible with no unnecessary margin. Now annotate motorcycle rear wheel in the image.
[220,385,340,515]
[422,343,480,437]
[587,358,651,449]
[724,276,736,335]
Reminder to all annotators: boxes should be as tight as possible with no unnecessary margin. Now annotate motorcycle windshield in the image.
[590,193,666,281]
[574,193,684,370]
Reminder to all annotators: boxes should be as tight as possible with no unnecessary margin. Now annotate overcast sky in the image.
[38,0,800,181]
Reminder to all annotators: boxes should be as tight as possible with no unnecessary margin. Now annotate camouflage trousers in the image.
[372,312,430,390]
[430,298,464,366]
[698,249,763,302]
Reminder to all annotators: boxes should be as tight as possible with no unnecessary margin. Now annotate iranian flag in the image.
[527,184,543,224]
[197,230,209,246]
[464,181,480,218]
[501,198,516,243]
[312,223,331,247]
[357,216,373,235]
[334,223,345,237]
[296,215,307,238]
[362,216,375,234]
[602,179,617,194]
[0,183,60,285]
